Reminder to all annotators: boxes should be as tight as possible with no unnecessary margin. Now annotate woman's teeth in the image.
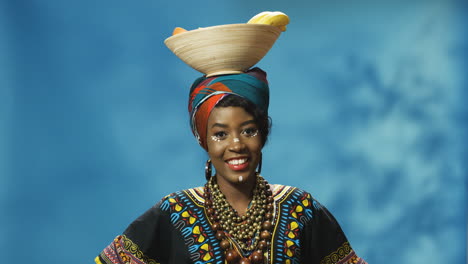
[227,158,247,165]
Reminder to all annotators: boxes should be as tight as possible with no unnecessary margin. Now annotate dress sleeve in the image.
[95,197,190,264]
[299,198,367,264]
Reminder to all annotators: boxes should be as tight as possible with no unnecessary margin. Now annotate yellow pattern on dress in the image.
[320,241,354,264]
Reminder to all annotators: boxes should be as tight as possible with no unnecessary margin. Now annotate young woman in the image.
[95,68,366,264]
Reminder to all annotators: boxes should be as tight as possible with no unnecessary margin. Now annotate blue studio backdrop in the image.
[0,0,466,263]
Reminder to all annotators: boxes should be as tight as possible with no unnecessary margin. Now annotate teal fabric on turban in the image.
[188,67,270,149]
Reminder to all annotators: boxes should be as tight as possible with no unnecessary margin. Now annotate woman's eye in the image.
[211,131,227,142]
[242,128,259,137]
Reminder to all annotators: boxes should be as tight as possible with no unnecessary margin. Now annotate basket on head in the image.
[164,24,282,77]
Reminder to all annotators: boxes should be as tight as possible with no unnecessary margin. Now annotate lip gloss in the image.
[227,161,249,171]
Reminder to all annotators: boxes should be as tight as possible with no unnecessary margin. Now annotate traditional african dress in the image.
[95,185,366,264]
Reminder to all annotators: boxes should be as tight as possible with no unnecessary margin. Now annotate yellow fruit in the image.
[247,11,271,24]
[247,11,289,32]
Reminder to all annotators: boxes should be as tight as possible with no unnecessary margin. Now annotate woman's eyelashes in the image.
[210,127,259,142]
[211,131,227,142]
[242,127,259,138]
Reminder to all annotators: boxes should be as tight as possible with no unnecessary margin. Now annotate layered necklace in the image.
[204,174,274,264]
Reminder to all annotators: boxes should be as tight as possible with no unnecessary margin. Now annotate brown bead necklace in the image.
[204,174,274,264]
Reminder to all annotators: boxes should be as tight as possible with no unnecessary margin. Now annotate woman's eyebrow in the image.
[211,120,255,129]
[240,120,256,127]
[211,123,228,128]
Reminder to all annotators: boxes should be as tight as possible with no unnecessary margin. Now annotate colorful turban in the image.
[188,67,270,150]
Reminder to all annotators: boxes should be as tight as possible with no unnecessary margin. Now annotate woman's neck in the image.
[215,174,256,216]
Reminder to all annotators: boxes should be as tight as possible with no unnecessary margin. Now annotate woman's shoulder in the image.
[270,184,319,203]
[155,186,206,211]
[270,184,327,214]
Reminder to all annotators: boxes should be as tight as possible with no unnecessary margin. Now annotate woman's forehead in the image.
[208,107,255,125]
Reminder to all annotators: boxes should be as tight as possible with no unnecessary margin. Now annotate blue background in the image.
[1,0,466,263]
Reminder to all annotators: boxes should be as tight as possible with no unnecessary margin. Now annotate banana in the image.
[247,11,290,32]
[247,11,271,24]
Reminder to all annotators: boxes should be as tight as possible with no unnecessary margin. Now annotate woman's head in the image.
[204,95,271,185]
[188,68,270,150]
[205,104,264,187]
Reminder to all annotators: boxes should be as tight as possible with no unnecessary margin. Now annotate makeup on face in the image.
[206,107,262,186]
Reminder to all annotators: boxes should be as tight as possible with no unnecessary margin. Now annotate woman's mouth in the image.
[226,158,249,171]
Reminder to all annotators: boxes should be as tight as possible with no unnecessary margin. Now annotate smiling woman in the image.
[95,12,367,264]
[95,68,367,264]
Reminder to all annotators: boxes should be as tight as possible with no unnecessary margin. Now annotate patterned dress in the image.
[96,185,366,264]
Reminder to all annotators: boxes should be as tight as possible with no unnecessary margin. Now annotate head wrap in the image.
[188,67,269,150]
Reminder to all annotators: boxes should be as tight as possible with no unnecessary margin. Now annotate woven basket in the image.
[165,24,282,77]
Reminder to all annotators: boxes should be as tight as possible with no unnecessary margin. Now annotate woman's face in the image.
[206,106,262,187]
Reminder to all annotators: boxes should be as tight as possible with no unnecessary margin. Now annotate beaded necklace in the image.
[204,174,274,264]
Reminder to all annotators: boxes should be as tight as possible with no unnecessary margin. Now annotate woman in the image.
[96,68,366,264]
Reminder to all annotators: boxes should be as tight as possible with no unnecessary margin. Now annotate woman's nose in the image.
[229,137,245,152]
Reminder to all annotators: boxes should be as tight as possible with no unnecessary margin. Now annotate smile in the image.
[227,158,248,165]
[225,157,250,171]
